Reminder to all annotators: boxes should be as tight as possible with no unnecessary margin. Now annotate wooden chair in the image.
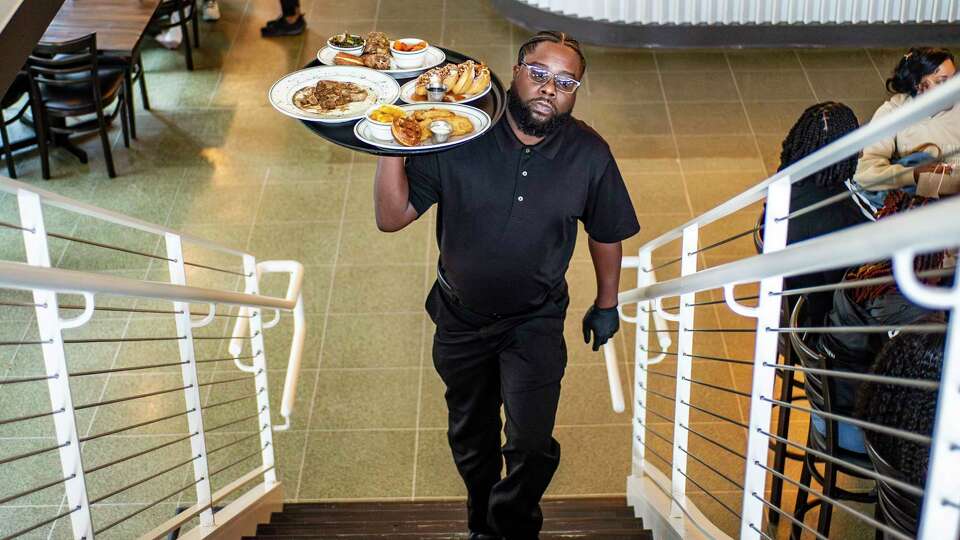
[26,34,129,179]
[154,0,200,71]
[789,297,877,539]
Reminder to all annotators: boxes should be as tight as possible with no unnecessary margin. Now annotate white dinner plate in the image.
[354,103,492,152]
[397,77,492,105]
[316,45,446,79]
[268,66,400,124]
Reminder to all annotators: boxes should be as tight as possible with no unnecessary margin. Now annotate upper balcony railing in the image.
[607,74,960,540]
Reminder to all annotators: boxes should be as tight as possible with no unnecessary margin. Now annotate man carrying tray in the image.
[373,30,640,540]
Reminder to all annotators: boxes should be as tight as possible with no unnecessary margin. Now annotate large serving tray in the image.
[297,47,507,157]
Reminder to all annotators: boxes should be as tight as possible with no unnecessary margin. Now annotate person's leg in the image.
[428,284,504,535]
[488,315,566,539]
[280,0,301,18]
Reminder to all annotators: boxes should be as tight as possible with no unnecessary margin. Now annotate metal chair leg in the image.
[817,462,837,537]
[137,56,150,110]
[768,368,796,525]
[192,2,200,47]
[179,6,194,70]
[0,111,15,178]
[96,101,116,178]
[119,94,130,149]
[791,457,814,540]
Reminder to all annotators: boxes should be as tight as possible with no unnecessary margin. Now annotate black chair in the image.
[26,34,129,179]
[864,437,921,540]
[789,297,877,539]
[754,211,809,525]
[154,0,200,71]
[100,51,149,140]
[1,72,32,178]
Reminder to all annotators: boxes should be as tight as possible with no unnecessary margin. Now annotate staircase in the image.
[242,498,654,539]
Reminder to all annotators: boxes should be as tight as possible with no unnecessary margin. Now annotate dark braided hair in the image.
[778,102,860,188]
[518,30,586,77]
[886,47,955,97]
[856,329,945,487]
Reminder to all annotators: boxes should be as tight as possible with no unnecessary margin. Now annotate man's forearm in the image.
[588,238,622,309]
[374,157,415,231]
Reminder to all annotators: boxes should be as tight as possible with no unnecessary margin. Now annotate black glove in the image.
[582,304,620,351]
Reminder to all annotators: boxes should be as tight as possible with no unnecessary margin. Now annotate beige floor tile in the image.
[734,70,817,102]
[622,171,688,216]
[803,69,888,101]
[796,49,874,70]
[656,50,729,72]
[259,265,333,314]
[587,72,663,103]
[674,135,766,174]
[309,0,378,20]
[337,218,429,265]
[247,221,341,265]
[727,50,803,71]
[557,363,632,426]
[256,181,347,224]
[414,428,466,498]
[582,103,670,136]
[548,425,632,495]
[660,71,739,102]
[378,0,444,20]
[685,171,767,214]
[322,313,424,368]
[743,100,813,135]
[607,136,680,172]
[328,264,427,313]
[310,368,420,429]
[442,19,515,49]
[298,429,415,499]
[668,102,752,135]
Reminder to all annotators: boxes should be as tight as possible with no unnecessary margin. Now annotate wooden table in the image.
[41,0,162,56]
[36,0,162,157]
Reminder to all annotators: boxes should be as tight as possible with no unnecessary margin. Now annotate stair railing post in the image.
[738,177,790,539]
[243,255,277,484]
[670,223,698,517]
[632,248,653,475]
[164,233,215,527]
[17,190,94,540]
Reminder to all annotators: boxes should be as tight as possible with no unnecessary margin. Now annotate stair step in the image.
[279,498,630,514]
[256,518,646,535]
[245,530,651,539]
[268,507,635,523]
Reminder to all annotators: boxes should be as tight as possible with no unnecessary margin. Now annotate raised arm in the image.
[374,156,420,232]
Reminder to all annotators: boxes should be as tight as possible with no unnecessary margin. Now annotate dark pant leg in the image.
[428,284,505,534]
[488,315,566,539]
[280,0,300,16]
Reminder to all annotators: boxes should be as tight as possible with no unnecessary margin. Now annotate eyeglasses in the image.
[519,62,581,93]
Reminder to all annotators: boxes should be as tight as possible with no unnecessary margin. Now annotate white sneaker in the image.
[202,0,221,21]
[155,12,183,49]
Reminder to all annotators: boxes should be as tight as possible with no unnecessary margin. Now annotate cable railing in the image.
[609,74,960,540]
[0,175,306,539]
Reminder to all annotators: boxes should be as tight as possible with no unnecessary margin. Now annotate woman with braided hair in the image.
[857,329,945,490]
[853,47,959,212]
[813,191,944,453]
[768,102,869,325]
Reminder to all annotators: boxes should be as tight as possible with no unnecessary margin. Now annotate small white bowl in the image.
[390,38,429,69]
[367,116,395,141]
[327,35,365,56]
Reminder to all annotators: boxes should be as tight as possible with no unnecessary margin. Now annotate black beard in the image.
[507,87,570,137]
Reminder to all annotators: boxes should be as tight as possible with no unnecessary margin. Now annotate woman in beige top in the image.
[853,47,958,210]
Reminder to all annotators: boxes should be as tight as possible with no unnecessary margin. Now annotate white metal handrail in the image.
[611,63,960,540]
[0,175,306,539]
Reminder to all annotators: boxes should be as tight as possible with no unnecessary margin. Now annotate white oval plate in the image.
[268,66,400,124]
[398,78,492,105]
[316,45,446,79]
[354,103,492,152]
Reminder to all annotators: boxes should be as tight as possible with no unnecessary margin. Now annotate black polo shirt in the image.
[405,115,640,315]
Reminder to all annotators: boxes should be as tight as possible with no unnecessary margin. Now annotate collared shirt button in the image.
[524,148,531,154]
[521,171,528,176]
[518,196,524,202]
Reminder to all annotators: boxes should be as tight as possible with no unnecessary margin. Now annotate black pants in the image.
[426,281,568,539]
[280,0,300,16]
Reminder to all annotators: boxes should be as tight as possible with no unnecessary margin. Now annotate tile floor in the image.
[0,0,902,538]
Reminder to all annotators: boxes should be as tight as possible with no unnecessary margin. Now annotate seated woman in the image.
[813,193,944,453]
[856,330,945,489]
[853,47,959,215]
[764,102,870,325]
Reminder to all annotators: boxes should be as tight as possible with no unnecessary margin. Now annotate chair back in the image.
[864,436,921,538]
[156,0,196,26]
[788,297,840,452]
[26,33,102,102]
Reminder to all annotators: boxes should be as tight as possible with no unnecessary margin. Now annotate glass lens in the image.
[527,65,551,83]
[555,77,578,92]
